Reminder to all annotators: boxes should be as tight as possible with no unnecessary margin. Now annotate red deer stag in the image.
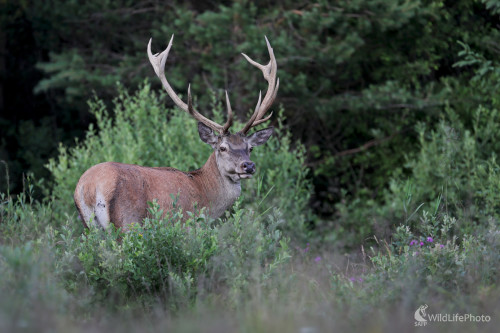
[74,35,279,229]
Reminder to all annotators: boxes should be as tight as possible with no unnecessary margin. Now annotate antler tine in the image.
[252,111,273,127]
[147,35,187,110]
[242,91,262,133]
[222,91,234,134]
[239,36,279,134]
[148,35,232,134]
[250,77,279,127]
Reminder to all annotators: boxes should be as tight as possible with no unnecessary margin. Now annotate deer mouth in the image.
[238,173,253,179]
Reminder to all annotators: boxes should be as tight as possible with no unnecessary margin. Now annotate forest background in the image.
[1,0,500,331]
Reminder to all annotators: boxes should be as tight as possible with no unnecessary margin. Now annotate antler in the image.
[239,36,279,134]
[147,35,233,135]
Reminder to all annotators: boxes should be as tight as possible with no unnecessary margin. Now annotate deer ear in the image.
[198,122,218,147]
[247,127,274,146]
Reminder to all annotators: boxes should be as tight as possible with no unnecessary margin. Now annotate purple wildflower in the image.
[349,277,364,283]
[426,237,433,243]
[410,240,418,246]
[439,244,444,249]
[304,243,310,253]
[314,256,321,262]
[420,242,424,246]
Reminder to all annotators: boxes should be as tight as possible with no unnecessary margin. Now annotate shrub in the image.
[363,214,500,306]
[60,199,290,308]
[69,201,218,307]
[0,175,55,245]
[333,109,500,246]
[333,44,500,245]
[323,209,500,324]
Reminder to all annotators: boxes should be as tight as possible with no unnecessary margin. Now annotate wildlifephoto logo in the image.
[414,304,429,325]
[414,304,491,327]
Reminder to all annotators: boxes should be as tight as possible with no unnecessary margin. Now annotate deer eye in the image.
[219,146,227,152]
[249,147,254,152]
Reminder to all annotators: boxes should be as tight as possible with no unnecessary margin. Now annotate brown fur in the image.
[74,152,235,229]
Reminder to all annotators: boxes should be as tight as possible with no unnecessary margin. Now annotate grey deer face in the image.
[198,122,274,182]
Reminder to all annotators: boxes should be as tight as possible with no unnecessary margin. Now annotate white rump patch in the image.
[94,190,109,229]
[77,187,95,227]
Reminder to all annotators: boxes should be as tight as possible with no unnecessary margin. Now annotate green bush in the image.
[360,215,499,307]
[58,199,289,308]
[0,175,55,245]
[332,44,500,245]
[69,201,217,307]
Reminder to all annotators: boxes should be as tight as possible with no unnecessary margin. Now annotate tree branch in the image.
[334,131,399,158]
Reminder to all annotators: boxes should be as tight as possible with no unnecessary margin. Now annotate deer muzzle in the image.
[239,161,256,178]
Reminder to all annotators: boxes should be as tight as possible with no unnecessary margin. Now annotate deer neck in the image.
[192,152,241,218]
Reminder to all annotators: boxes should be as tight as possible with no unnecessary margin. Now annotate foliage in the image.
[330,42,500,245]
[335,215,500,317]
[63,200,289,308]
[74,203,216,306]
[0,175,54,244]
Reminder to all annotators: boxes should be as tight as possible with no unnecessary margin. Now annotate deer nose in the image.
[241,161,255,174]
